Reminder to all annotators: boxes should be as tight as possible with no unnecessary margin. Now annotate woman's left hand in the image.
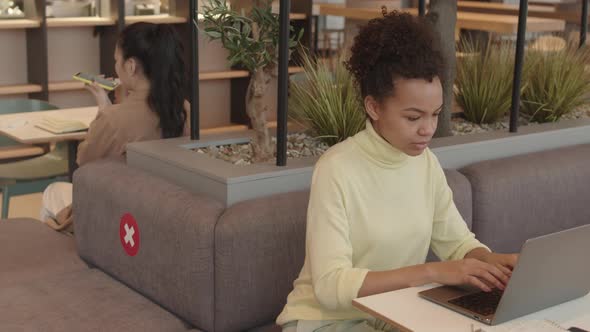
[479,252,519,276]
[466,248,519,276]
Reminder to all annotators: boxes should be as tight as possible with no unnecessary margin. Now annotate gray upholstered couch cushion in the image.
[0,218,87,287]
[460,144,590,253]
[214,191,309,332]
[0,268,193,332]
[73,160,224,332]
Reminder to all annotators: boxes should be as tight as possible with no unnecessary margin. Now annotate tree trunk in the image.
[243,20,274,162]
[428,0,457,138]
[246,68,274,162]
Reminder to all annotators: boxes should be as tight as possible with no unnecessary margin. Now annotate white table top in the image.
[353,284,590,332]
[0,106,98,144]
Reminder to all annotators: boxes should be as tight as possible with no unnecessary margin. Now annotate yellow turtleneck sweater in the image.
[276,120,486,325]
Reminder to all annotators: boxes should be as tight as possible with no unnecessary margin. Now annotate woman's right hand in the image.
[427,258,511,292]
[84,81,112,110]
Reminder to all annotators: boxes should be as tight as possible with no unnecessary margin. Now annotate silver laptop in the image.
[419,224,590,325]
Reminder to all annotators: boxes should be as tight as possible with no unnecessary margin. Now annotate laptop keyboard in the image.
[448,289,504,316]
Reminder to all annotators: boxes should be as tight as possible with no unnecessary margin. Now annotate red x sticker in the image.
[119,213,140,256]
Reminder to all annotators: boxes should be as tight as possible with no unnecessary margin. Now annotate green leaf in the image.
[204,30,222,39]
[297,28,304,41]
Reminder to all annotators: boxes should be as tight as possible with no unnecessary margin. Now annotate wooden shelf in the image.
[41,68,303,91]
[0,19,40,29]
[200,70,249,81]
[47,17,115,28]
[288,66,305,74]
[125,15,187,25]
[198,13,307,21]
[40,67,303,91]
[0,144,46,161]
[0,84,43,95]
[199,67,304,81]
[290,13,307,20]
[48,81,86,92]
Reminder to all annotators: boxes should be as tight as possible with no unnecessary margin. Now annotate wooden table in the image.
[353,284,590,332]
[318,5,566,34]
[457,1,586,24]
[0,106,98,180]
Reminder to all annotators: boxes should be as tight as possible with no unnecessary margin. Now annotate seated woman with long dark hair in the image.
[40,22,189,230]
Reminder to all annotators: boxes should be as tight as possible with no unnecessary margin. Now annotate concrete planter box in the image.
[127,118,590,207]
[126,130,319,207]
[430,118,590,168]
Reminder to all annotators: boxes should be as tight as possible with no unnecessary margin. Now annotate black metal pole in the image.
[581,0,589,48]
[118,0,125,32]
[313,15,319,56]
[277,0,290,166]
[190,0,200,140]
[509,0,528,133]
[418,0,426,17]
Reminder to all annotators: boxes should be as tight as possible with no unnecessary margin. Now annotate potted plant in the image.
[521,43,590,123]
[289,52,365,146]
[455,40,526,125]
[200,0,302,162]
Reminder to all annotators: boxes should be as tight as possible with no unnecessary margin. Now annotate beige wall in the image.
[49,91,96,108]
[45,27,100,108]
[47,28,100,82]
[0,30,28,85]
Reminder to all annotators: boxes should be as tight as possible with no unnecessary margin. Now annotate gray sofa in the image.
[1,144,589,331]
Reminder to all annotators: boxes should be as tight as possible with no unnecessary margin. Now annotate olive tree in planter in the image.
[200,0,302,162]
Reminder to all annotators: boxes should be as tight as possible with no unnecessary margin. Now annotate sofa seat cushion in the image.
[0,218,88,287]
[0,268,193,332]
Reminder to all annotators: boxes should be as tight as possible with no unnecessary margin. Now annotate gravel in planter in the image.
[195,105,590,164]
[193,133,330,166]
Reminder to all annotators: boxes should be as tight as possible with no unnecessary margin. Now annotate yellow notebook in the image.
[35,116,89,134]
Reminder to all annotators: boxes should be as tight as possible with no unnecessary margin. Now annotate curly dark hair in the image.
[118,22,186,138]
[345,11,444,102]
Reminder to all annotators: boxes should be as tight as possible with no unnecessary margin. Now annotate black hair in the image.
[118,22,186,138]
[345,11,445,102]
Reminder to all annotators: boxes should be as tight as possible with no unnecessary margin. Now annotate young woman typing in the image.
[277,11,518,332]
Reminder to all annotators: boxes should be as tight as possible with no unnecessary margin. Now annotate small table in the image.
[318,5,566,34]
[353,284,590,332]
[0,106,98,181]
